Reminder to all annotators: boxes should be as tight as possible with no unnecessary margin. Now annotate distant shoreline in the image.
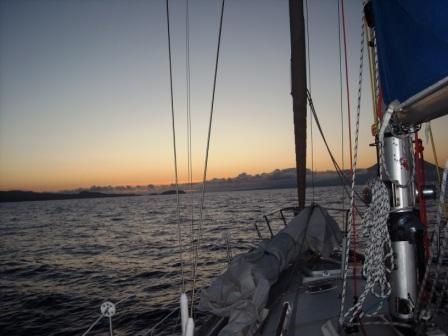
[0,189,190,203]
[2,160,441,203]
[0,191,139,203]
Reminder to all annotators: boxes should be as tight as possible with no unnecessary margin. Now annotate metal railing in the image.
[254,206,350,239]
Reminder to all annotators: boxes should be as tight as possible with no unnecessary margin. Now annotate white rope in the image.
[372,29,380,113]
[82,301,117,336]
[81,314,104,336]
[80,234,230,336]
[344,178,393,323]
[108,316,113,336]
[143,308,180,336]
[339,6,365,326]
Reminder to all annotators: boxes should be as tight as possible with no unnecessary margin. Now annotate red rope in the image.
[414,132,429,257]
[376,89,383,120]
[340,0,358,297]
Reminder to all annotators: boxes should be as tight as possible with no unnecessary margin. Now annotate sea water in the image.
[0,186,438,335]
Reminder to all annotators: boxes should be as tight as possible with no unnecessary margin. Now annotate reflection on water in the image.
[0,187,438,335]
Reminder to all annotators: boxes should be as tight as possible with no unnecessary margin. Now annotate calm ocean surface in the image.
[0,186,438,335]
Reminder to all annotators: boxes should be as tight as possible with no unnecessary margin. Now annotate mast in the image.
[289,0,308,208]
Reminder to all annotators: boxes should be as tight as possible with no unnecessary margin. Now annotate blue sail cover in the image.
[372,0,448,104]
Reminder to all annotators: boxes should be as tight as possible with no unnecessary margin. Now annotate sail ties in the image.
[343,178,394,323]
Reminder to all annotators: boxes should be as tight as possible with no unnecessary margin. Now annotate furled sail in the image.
[371,0,448,124]
[198,205,342,336]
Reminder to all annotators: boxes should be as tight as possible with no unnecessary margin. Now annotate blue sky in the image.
[0,0,447,191]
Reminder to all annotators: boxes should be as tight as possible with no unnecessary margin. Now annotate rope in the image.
[81,314,104,336]
[108,316,113,336]
[339,5,365,325]
[415,132,429,255]
[371,28,382,121]
[344,178,393,323]
[191,0,226,315]
[165,0,186,293]
[79,232,234,336]
[306,91,365,214]
[339,0,362,305]
[144,308,180,336]
[115,294,135,306]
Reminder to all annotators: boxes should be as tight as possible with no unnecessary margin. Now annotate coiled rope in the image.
[344,178,393,323]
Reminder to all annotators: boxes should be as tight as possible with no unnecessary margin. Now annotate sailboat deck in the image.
[199,254,447,336]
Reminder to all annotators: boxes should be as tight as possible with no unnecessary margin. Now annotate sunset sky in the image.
[1,0,447,192]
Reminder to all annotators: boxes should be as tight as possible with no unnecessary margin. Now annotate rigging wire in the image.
[81,314,104,336]
[364,21,377,123]
[337,0,345,209]
[79,237,232,336]
[340,0,359,301]
[185,0,196,286]
[145,308,180,336]
[307,90,365,214]
[165,0,185,293]
[190,0,226,315]
[339,3,366,325]
[108,316,113,336]
[427,124,442,186]
[304,0,315,202]
[340,0,354,174]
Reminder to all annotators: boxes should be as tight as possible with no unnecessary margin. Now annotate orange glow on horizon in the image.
[0,159,380,192]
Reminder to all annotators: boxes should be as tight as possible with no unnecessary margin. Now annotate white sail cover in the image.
[199,205,342,336]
